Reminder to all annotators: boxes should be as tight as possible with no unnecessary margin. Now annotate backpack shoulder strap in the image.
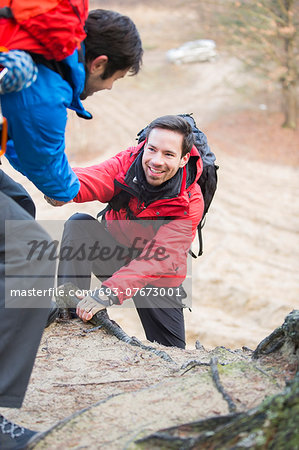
[29,52,70,81]
[180,114,218,258]
[0,7,13,19]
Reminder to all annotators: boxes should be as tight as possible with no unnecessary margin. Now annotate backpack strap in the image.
[0,7,13,19]
[29,52,71,81]
[197,217,205,257]
[188,218,204,259]
[97,204,111,221]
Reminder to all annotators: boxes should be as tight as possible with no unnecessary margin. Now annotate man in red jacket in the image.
[53,115,204,349]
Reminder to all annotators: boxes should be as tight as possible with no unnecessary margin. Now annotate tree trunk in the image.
[280,11,297,130]
[281,81,297,129]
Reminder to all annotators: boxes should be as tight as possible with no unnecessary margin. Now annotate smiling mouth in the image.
[148,166,165,175]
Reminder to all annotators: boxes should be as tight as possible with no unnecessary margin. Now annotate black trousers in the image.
[0,169,36,218]
[58,213,186,349]
[0,170,54,408]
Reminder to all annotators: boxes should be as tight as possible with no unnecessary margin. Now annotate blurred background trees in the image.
[195,0,299,129]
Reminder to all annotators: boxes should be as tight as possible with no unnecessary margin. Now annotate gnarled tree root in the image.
[252,309,299,359]
[136,373,299,449]
[136,310,299,449]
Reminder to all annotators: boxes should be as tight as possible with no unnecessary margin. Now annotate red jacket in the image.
[74,142,204,303]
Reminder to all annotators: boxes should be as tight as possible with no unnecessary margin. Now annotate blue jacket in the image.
[1,49,91,201]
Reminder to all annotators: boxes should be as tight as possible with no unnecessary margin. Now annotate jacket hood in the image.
[63,46,92,120]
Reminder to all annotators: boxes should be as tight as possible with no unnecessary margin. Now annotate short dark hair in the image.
[84,9,143,79]
[146,115,194,157]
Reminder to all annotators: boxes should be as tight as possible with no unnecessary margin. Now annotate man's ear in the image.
[87,55,108,76]
[179,152,190,168]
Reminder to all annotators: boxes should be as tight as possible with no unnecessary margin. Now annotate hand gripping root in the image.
[55,282,174,363]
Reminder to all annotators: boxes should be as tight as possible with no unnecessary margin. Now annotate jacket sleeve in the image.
[102,218,191,303]
[73,148,136,203]
[1,64,80,201]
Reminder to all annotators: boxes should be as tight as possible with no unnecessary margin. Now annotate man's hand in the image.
[44,195,71,207]
[76,295,107,322]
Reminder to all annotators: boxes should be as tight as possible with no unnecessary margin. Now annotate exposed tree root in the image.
[136,310,299,449]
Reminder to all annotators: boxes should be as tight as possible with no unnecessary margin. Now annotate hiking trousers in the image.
[0,173,54,408]
[58,213,186,349]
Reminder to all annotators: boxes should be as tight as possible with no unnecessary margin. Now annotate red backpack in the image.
[0,0,88,60]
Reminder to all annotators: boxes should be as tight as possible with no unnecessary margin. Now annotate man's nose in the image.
[151,152,163,165]
[105,81,114,91]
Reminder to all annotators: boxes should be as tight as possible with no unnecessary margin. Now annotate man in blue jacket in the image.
[1,8,143,203]
[0,9,143,449]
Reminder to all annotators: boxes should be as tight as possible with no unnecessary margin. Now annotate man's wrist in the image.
[102,285,121,305]
[91,286,120,306]
[44,195,71,207]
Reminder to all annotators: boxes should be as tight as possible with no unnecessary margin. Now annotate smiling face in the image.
[142,128,190,186]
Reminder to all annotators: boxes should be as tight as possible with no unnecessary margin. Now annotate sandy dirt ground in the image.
[1,0,298,446]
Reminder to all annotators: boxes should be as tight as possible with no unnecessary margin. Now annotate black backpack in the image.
[137,113,218,257]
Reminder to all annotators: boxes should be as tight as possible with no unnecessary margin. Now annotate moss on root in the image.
[136,374,299,449]
[136,311,299,449]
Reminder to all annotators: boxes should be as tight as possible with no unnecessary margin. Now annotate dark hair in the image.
[146,115,194,156]
[84,9,143,78]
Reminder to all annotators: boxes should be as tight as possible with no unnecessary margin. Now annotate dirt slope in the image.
[0,1,298,444]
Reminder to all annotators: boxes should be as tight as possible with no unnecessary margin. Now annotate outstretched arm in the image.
[1,65,80,201]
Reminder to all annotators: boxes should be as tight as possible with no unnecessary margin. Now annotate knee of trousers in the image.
[63,213,95,229]
[68,213,95,222]
[61,213,97,242]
